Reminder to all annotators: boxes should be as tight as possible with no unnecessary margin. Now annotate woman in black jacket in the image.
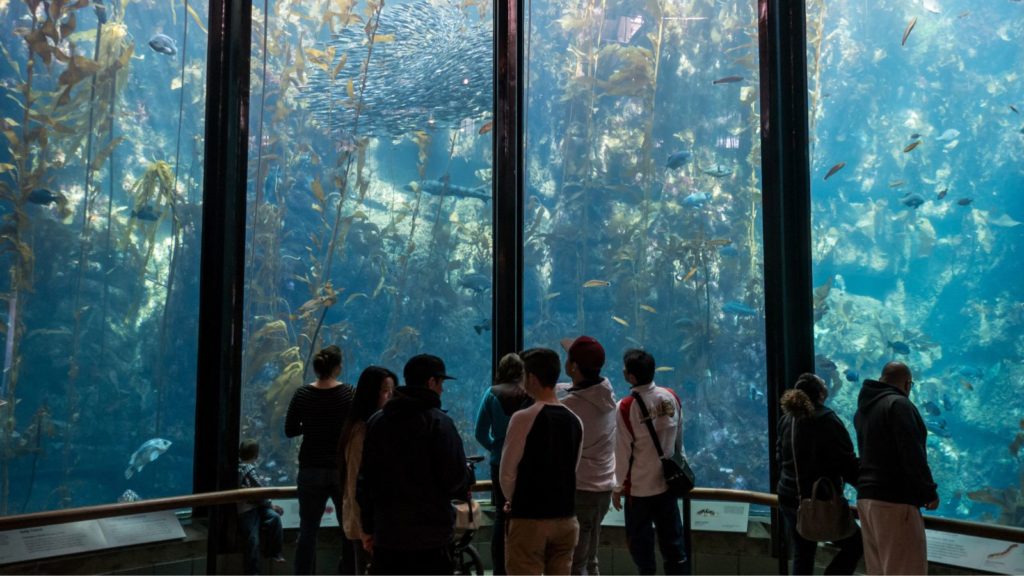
[777,373,863,575]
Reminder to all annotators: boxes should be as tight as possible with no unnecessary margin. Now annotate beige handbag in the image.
[792,421,857,542]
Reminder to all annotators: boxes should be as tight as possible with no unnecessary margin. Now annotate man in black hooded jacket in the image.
[357,354,473,574]
[854,361,938,575]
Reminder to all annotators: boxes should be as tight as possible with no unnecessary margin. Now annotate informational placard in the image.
[689,500,750,532]
[0,511,184,566]
[926,530,1024,575]
[277,498,340,530]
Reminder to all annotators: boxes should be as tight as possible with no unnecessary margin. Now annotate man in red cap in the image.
[557,336,618,575]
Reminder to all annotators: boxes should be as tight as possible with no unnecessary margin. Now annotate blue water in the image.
[0,0,1020,531]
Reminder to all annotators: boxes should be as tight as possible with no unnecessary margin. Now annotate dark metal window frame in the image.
[193,0,811,569]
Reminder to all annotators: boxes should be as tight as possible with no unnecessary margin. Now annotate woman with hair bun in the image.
[285,345,354,574]
[777,372,863,575]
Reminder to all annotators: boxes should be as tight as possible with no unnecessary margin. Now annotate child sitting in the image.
[238,439,286,574]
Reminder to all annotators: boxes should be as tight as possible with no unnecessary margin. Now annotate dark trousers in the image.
[295,467,345,575]
[781,505,863,575]
[339,539,368,575]
[490,463,508,575]
[624,491,687,575]
[372,545,453,575]
[238,506,283,575]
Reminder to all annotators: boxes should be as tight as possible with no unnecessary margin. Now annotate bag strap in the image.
[619,396,636,494]
[631,392,666,458]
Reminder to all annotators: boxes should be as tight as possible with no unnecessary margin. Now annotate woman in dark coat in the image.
[777,373,863,575]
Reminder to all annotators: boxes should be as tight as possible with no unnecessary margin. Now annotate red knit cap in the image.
[566,335,605,372]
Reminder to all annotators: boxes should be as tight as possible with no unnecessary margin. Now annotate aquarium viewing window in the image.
[0,0,207,513]
[0,0,1020,546]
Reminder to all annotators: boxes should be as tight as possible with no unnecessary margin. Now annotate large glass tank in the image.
[808,1,1024,526]
[523,0,768,490]
[0,0,207,512]
[239,0,495,482]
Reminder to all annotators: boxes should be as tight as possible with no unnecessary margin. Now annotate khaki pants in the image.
[506,516,579,575]
[857,499,927,575]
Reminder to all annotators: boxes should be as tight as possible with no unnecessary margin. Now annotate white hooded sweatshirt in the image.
[556,378,617,492]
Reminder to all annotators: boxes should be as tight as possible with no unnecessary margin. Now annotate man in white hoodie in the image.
[557,336,617,576]
[611,349,686,575]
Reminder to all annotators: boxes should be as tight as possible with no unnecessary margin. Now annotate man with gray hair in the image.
[854,361,938,574]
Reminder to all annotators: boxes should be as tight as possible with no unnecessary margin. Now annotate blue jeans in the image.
[624,491,686,575]
[238,506,283,575]
[781,505,862,575]
[295,468,344,575]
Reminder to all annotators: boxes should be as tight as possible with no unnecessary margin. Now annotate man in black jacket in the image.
[357,354,473,575]
[854,361,938,575]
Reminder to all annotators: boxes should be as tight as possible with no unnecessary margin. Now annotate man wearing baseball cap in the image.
[557,336,618,575]
[357,354,472,574]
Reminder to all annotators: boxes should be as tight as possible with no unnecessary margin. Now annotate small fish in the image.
[27,188,61,205]
[543,292,561,300]
[909,133,922,139]
[697,508,716,516]
[118,489,142,503]
[148,33,178,56]
[612,315,630,327]
[681,267,698,282]
[925,418,951,438]
[935,128,960,142]
[957,197,973,206]
[901,17,917,47]
[712,75,743,85]
[683,192,710,207]
[701,164,732,177]
[582,279,611,288]
[941,393,955,411]
[655,366,674,373]
[824,161,846,180]
[640,304,657,313]
[131,205,161,221]
[887,340,911,354]
[961,379,974,391]
[900,193,925,209]
[844,369,859,383]
[1011,105,1019,115]
[920,400,942,417]
[888,180,906,188]
[666,150,692,169]
[903,140,922,153]
[937,188,948,200]
[125,438,172,479]
[473,319,492,335]
[478,120,493,134]
[458,272,491,293]
[957,10,969,18]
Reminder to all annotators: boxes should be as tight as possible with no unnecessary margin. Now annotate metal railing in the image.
[1,484,1022,545]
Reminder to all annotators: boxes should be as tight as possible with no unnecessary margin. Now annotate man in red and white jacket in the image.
[612,349,687,575]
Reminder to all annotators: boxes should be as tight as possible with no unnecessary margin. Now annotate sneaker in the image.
[271,555,286,563]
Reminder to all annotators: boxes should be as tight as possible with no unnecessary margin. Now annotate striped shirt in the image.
[285,384,354,468]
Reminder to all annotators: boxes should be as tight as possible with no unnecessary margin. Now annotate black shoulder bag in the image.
[632,392,695,497]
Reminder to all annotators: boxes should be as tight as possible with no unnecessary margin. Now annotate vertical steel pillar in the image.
[757,0,814,571]
[194,0,251,568]
[493,0,525,367]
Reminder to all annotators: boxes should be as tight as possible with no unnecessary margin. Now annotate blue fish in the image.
[132,205,161,221]
[888,340,911,354]
[901,193,925,209]
[722,301,757,316]
[148,33,178,56]
[666,150,692,169]
[957,365,983,379]
[28,188,61,205]
[844,369,859,383]
[924,418,951,438]
[683,192,710,207]
[941,393,955,411]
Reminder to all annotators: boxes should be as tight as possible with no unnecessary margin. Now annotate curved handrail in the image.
[1,485,1022,545]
